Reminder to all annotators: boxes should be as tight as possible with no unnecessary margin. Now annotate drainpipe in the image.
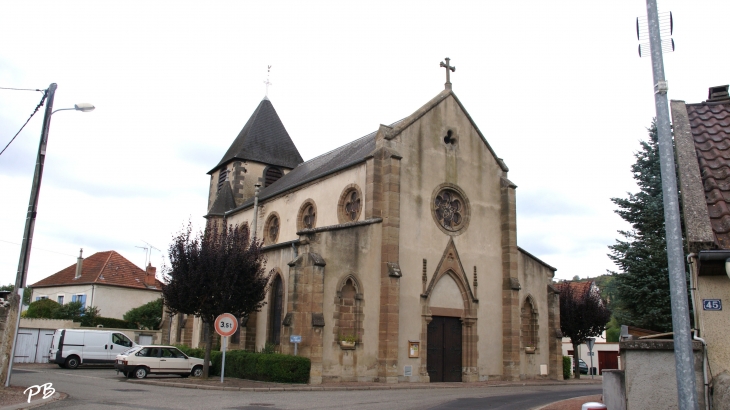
[687,253,710,410]
[693,335,711,410]
[251,183,261,240]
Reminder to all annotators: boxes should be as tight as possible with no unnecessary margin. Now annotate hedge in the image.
[83,316,137,329]
[175,346,310,384]
[563,356,572,379]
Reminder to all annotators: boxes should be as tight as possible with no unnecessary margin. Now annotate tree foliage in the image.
[559,282,611,379]
[163,220,270,378]
[608,121,684,332]
[124,298,164,330]
[25,299,61,318]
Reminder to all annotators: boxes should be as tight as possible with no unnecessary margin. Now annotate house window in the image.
[35,296,48,301]
[57,295,64,305]
[72,294,87,309]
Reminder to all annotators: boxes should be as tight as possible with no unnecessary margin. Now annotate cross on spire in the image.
[263,65,273,99]
[440,57,455,90]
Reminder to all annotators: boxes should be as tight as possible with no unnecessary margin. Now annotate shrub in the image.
[123,298,163,330]
[563,356,572,379]
[83,316,137,329]
[25,299,60,318]
[179,348,310,383]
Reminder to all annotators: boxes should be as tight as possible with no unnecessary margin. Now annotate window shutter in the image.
[79,295,87,309]
[72,295,78,303]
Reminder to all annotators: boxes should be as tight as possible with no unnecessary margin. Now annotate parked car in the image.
[114,345,207,379]
[49,329,136,369]
[578,359,589,374]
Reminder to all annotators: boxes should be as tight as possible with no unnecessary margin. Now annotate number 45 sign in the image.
[215,313,238,337]
[703,299,722,311]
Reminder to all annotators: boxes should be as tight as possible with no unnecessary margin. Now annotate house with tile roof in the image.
[30,250,163,320]
[172,65,562,384]
[671,84,730,405]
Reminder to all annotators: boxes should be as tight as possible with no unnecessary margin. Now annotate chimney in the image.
[707,85,730,103]
[74,248,84,279]
[144,263,157,287]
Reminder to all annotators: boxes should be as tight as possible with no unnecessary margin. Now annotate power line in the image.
[0,89,48,156]
[0,86,44,92]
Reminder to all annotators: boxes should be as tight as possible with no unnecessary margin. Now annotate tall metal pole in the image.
[5,83,57,387]
[644,2,699,408]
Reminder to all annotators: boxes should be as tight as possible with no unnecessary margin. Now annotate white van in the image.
[49,329,137,369]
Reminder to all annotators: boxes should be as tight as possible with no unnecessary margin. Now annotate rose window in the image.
[434,189,465,231]
[267,216,279,243]
[345,191,361,221]
[302,204,316,229]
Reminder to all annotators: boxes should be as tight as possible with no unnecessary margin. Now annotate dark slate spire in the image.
[207,181,237,216]
[210,98,303,173]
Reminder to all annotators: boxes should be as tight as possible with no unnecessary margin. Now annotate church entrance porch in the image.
[427,316,462,382]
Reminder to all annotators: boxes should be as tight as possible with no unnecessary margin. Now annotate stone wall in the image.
[621,339,705,410]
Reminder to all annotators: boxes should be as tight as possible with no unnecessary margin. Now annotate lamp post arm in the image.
[51,107,75,115]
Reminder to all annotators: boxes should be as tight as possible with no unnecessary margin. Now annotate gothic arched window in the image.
[268,274,284,345]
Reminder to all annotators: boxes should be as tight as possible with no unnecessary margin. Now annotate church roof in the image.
[30,251,163,291]
[230,126,382,212]
[225,89,507,214]
[207,180,237,217]
[210,98,303,174]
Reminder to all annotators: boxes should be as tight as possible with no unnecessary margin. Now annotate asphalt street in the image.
[11,367,601,410]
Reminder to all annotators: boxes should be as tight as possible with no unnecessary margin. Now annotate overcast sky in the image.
[1,0,728,288]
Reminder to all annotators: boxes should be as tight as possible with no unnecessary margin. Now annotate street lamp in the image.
[4,83,95,387]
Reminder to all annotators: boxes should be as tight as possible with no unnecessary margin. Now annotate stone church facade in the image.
[170,76,562,383]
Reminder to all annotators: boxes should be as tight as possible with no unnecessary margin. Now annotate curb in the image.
[130,379,601,392]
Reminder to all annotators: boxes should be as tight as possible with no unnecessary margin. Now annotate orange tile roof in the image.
[30,251,163,291]
[554,281,594,300]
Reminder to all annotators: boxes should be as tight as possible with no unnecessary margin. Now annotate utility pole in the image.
[4,83,57,387]
[644,1,698,408]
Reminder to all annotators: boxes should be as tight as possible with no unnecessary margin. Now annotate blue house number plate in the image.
[703,299,722,311]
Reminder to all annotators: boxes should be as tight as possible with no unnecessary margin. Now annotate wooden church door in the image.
[427,316,462,382]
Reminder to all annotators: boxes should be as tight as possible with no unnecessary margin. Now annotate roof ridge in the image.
[93,251,114,283]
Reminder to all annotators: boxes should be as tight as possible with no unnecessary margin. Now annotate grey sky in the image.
[1,0,728,287]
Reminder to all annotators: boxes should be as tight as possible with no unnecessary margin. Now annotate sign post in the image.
[290,335,301,356]
[586,338,596,379]
[215,313,238,383]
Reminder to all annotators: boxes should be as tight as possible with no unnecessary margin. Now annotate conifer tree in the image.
[608,121,682,332]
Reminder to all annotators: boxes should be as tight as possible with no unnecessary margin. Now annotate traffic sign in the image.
[290,335,302,343]
[215,313,238,337]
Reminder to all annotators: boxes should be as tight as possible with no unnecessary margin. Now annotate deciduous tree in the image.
[123,298,164,330]
[163,221,270,378]
[558,282,611,379]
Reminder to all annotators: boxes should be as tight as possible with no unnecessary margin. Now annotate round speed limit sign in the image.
[215,313,238,337]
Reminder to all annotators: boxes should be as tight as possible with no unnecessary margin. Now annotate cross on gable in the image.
[440,57,455,90]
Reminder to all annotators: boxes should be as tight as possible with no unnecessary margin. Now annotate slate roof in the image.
[686,100,730,248]
[210,98,303,173]
[207,180,237,216]
[30,251,163,291]
[228,125,385,213]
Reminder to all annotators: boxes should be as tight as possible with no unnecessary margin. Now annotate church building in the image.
[170,61,562,383]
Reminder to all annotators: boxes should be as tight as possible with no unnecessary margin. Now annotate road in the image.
[11,367,601,410]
